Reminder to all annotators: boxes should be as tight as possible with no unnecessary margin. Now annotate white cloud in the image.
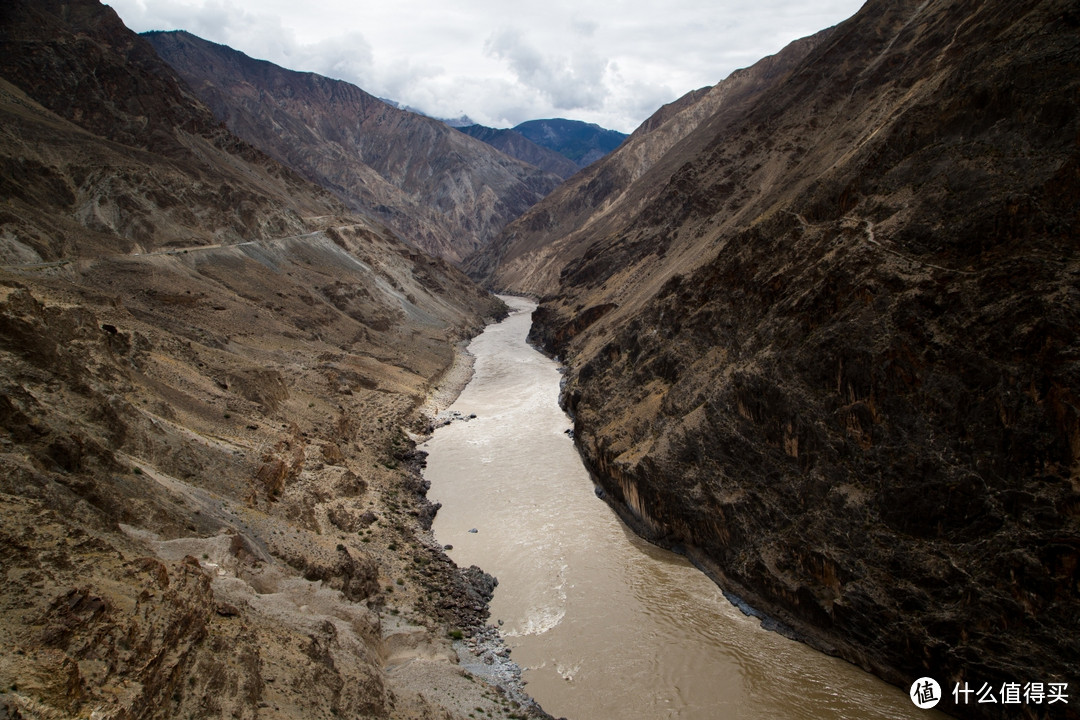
[484,27,610,111]
[299,33,375,83]
[106,0,868,133]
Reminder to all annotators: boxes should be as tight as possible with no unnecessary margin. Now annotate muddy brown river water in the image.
[425,296,942,720]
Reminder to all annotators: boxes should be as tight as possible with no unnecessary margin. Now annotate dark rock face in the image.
[457,124,581,179]
[511,0,1080,716]
[0,0,216,151]
[145,31,565,263]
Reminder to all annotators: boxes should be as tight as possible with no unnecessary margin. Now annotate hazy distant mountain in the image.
[456,125,580,180]
[452,118,626,176]
[513,119,628,168]
[145,31,564,263]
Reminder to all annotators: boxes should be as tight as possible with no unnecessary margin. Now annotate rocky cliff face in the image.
[0,2,539,719]
[145,31,565,264]
[512,0,1080,717]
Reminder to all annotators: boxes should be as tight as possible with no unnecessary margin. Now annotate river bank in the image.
[398,320,554,720]
[418,341,478,422]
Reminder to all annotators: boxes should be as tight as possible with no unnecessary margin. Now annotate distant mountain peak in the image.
[512,119,628,168]
[455,124,581,180]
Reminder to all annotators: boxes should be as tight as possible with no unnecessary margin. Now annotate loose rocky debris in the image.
[435,410,479,427]
[0,244,521,720]
[455,625,542,715]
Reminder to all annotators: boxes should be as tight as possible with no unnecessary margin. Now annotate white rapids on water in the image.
[424,296,940,720]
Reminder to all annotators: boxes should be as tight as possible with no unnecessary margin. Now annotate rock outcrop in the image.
[488,0,1080,717]
[145,31,565,263]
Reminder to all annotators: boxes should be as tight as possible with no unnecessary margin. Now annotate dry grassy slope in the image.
[521,0,1080,717]
[0,1,544,718]
[465,29,833,296]
[145,31,565,264]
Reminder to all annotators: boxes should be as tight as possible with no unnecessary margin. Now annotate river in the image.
[424,296,940,720]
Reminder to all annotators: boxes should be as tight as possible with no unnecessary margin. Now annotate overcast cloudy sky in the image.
[105,0,866,133]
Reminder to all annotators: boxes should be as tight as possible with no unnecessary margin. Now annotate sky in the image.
[105,0,867,134]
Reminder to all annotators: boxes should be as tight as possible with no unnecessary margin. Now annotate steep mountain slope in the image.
[0,1,343,260]
[145,31,565,264]
[500,0,1080,716]
[466,30,831,294]
[0,2,538,719]
[513,119,627,168]
[457,124,581,179]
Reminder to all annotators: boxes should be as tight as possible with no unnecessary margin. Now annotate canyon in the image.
[423,296,947,720]
[1,0,1078,718]
[144,31,565,264]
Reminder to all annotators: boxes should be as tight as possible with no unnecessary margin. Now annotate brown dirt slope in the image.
[508,1,1080,717]
[0,0,346,261]
[0,2,544,719]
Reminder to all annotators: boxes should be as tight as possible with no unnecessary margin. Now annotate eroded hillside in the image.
[0,1,542,718]
[145,31,564,264]
[0,228,511,718]
[489,0,1080,717]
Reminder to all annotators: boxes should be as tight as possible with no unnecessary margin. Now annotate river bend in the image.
[425,296,935,720]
